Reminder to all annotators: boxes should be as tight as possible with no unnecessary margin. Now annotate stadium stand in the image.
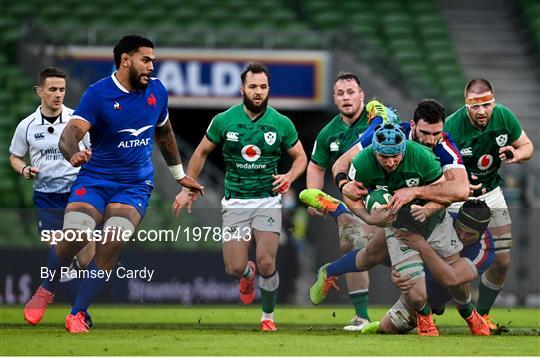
[296,0,466,107]
[518,0,540,55]
[4,0,465,106]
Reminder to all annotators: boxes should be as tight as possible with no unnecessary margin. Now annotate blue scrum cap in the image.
[372,123,406,156]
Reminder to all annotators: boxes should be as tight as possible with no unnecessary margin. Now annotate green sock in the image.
[260,288,277,314]
[417,303,431,316]
[477,279,500,316]
[456,302,474,319]
[349,291,370,320]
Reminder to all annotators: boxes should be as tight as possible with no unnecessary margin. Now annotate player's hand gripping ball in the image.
[364,188,392,214]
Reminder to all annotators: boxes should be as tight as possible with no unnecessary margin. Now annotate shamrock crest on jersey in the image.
[206,104,299,199]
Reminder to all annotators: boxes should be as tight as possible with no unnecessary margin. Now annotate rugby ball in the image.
[364,189,392,214]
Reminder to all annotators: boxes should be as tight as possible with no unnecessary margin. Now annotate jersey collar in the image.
[242,105,267,122]
[111,72,130,93]
[35,105,70,125]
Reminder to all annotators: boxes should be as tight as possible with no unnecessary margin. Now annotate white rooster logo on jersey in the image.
[118,125,153,137]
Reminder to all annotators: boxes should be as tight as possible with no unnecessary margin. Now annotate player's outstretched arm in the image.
[305,161,326,216]
[404,167,469,207]
[155,120,204,194]
[306,161,325,190]
[172,136,216,217]
[395,229,477,287]
[332,143,360,182]
[273,141,307,194]
[186,136,216,180]
[59,118,92,167]
[388,174,452,215]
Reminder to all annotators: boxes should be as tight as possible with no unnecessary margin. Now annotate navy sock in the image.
[329,203,350,220]
[41,246,71,293]
[327,249,361,277]
[59,278,81,306]
[71,261,108,315]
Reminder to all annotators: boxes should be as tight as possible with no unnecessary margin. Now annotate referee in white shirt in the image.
[9,67,94,325]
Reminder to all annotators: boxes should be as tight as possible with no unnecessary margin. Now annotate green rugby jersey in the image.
[444,104,522,192]
[351,141,445,236]
[206,104,299,199]
[310,110,371,169]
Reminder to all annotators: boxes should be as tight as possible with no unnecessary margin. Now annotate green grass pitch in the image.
[1,305,539,355]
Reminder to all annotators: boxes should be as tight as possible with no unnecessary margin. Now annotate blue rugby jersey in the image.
[459,229,495,276]
[73,73,169,183]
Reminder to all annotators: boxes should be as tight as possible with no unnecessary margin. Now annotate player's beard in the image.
[129,67,150,91]
[340,104,358,119]
[243,93,268,114]
[412,129,436,149]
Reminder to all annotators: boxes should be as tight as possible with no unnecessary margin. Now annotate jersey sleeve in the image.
[357,117,383,150]
[9,121,29,157]
[419,147,443,184]
[463,231,495,277]
[205,115,223,144]
[502,106,523,143]
[438,132,464,171]
[280,116,299,151]
[73,87,100,126]
[310,130,330,167]
[156,81,170,127]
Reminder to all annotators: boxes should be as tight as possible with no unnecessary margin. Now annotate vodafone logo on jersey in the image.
[241,145,261,162]
[477,154,494,170]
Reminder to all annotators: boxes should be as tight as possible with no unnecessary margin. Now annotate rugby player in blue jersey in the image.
[24,35,203,333]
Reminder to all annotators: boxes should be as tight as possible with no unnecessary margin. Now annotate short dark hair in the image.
[334,71,361,88]
[37,67,67,86]
[113,35,154,69]
[241,62,269,84]
[464,79,494,98]
[413,99,445,124]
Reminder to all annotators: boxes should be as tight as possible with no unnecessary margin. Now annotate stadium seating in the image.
[3,0,465,107]
[518,0,540,55]
[296,0,466,108]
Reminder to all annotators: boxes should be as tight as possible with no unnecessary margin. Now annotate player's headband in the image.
[465,94,494,107]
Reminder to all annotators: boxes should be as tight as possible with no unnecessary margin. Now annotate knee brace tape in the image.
[387,299,416,332]
[103,216,135,239]
[63,211,96,231]
[452,293,472,306]
[493,234,512,252]
[481,273,504,290]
